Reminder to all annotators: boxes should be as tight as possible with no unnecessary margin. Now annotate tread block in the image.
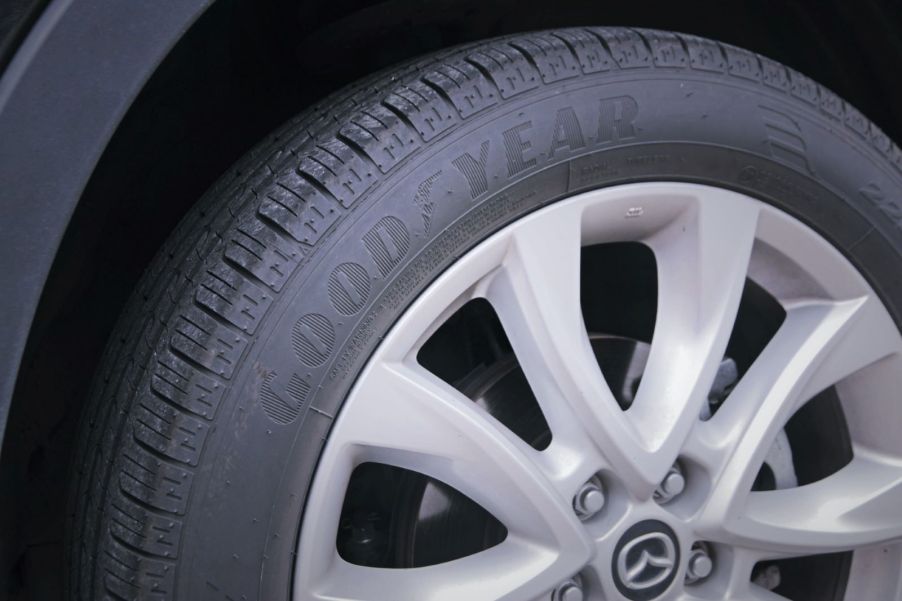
[257,168,340,247]
[225,218,303,292]
[819,88,844,120]
[761,57,791,91]
[682,34,727,72]
[120,442,194,514]
[552,29,616,74]
[133,398,210,466]
[423,61,499,118]
[592,28,653,68]
[195,262,272,334]
[339,104,418,172]
[790,70,820,106]
[168,305,248,378]
[845,103,871,137]
[511,36,581,83]
[871,124,893,155]
[110,490,183,558]
[641,29,689,67]
[150,352,224,419]
[383,80,458,141]
[103,539,175,601]
[298,138,376,208]
[466,46,540,98]
[724,46,761,81]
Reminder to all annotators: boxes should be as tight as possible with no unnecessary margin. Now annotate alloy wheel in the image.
[293,181,902,600]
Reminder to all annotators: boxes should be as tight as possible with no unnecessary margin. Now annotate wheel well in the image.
[3,0,902,596]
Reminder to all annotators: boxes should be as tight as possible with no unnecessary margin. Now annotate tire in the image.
[67,27,902,601]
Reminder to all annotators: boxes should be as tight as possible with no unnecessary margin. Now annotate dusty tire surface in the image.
[68,27,902,600]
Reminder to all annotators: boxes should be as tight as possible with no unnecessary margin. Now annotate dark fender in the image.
[0,0,213,449]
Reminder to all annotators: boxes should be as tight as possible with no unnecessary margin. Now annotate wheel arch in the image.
[0,0,213,594]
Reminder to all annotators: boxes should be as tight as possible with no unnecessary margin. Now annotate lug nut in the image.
[573,478,605,520]
[685,547,714,584]
[552,578,584,601]
[654,463,685,504]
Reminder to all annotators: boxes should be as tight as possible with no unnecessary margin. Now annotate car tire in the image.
[68,27,902,601]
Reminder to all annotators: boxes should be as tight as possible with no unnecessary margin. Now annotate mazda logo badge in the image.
[618,532,676,589]
[612,521,680,600]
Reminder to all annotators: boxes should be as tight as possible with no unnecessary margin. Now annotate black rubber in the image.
[68,27,902,600]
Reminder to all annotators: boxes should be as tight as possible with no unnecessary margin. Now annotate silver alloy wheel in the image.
[294,183,902,600]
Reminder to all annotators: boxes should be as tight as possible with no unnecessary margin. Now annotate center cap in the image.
[612,520,680,600]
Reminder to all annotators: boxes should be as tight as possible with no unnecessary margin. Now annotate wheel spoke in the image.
[484,202,653,494]
[629,187,759,468]
[697,294,902,543]
[680,587,791,601]
[344,361,588,551]
[294,359,592,599]
[302,539,571,601]
[724,450,902,556]
[744,586,794,601]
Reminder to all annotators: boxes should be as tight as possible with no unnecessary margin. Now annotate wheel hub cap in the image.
[613,521,680,600]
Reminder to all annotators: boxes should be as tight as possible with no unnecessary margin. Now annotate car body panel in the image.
[0,0,211,449]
